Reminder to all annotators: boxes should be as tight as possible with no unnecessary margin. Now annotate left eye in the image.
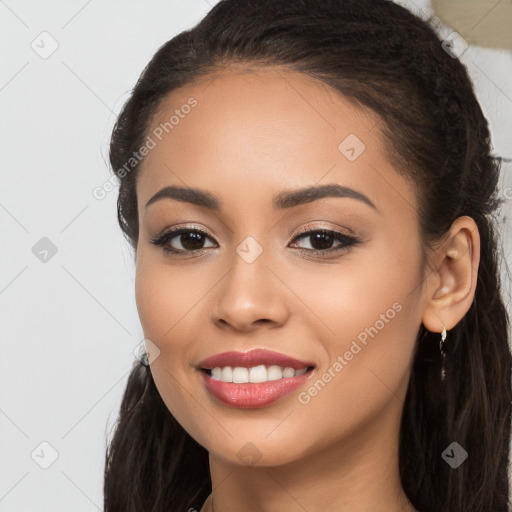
[290,228,359,253]
[150,227,360,255]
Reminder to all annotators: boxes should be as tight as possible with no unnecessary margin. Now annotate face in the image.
[134,66,427,467]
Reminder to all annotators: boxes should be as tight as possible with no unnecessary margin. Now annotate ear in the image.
[421,216,481,334]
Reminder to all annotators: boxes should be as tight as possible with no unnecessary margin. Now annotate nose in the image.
[211,247,289,333]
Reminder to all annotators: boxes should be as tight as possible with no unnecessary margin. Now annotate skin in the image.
[134,65,480,512]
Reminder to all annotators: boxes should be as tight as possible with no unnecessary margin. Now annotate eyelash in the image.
[150,225,361,257]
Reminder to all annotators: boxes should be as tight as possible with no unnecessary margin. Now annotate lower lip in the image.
[198,368,314,409]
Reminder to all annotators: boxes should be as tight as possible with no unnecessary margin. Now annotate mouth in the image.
[195,348,317,408]
[198,365,316,408]
[199,365,315,383]
[196,348,316,377]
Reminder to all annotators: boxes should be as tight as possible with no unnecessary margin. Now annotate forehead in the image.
[136,66,417,221]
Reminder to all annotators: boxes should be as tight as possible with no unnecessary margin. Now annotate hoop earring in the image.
[135,344,150,367]
[440,321,447,382]
[140,352,150,367]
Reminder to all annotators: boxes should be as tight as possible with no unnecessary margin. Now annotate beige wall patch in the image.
[431,0,512,49]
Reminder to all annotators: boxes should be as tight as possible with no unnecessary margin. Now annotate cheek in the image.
[134,253,212,377]
[305,242,414,334]
[135,263,169,339]
[287,270,419,455]
[310,242,421,383]
[134,254,196,340]
[134,258,206,434]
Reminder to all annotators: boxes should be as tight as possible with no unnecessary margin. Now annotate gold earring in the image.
[440,321,447,382]
[439,322,447,357]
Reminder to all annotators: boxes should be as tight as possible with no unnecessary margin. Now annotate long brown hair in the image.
[104,1,512,510]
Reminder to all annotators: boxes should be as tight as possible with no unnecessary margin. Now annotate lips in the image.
[197,348,315,370]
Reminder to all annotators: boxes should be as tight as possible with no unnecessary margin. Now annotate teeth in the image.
[208,365,310,383]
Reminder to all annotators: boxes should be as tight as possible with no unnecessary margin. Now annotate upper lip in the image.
[197,349,315,370]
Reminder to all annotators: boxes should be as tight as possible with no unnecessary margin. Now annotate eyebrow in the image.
[145,183,378,212]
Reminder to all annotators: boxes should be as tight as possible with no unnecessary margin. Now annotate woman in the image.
[103,1,512,511]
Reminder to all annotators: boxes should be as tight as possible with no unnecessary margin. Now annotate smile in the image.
[198,365,315,408]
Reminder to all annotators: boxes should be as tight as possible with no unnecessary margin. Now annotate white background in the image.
[1,0,511,510]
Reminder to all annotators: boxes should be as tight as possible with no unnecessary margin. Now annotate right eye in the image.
[150,228,218,255]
